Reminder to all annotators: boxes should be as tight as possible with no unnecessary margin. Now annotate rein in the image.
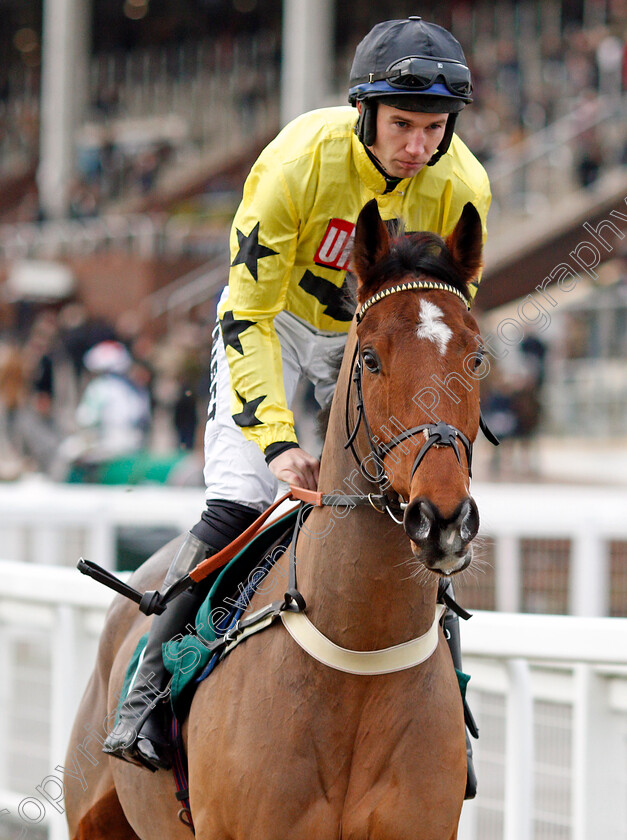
[192,499,448,677]
[79,280,495,671]
[219,281,491,672]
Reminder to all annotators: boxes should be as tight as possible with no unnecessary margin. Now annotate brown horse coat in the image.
[65,201,485,840]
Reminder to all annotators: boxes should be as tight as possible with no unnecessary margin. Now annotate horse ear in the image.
[445,203,484,288]
[352,199,391,299]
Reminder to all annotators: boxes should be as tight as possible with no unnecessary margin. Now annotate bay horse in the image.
[65,199,485,840]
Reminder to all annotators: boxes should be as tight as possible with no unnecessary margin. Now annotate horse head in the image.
[352,199,485,576]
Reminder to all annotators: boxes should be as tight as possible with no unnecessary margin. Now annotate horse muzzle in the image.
[403,496,480,575]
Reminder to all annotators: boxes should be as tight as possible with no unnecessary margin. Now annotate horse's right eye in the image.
[362,349,381,374]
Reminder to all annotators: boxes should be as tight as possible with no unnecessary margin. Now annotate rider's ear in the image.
[353,199,391,301]
[445,203,483,289]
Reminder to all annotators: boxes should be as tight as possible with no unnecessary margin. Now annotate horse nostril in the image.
[459,497,480,543]
[404,497,479,549]
[404,498,436,543]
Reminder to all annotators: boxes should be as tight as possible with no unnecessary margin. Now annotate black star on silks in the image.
[231,222,278,282]
[220,310,256,355]
[298,270,354,322]
[232,390,265,427]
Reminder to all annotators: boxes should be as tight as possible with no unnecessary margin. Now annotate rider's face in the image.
[361,103,448,179]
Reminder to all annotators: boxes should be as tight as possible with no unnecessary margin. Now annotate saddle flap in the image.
[162,508,298,710]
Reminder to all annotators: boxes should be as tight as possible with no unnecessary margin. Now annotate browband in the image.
[356,279,470,323]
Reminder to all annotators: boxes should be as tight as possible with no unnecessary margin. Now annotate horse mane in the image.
[357,230,472,303]
[316,342,346,440]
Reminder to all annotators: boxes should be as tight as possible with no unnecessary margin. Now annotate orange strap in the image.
[288,486,323,506]
[188,487,318,583]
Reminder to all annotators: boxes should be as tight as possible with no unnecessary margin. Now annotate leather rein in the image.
[77,279,498,620]
[76,279,498,676]
[186,280,490,674]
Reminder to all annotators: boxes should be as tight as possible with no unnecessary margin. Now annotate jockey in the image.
[104,16,491,796]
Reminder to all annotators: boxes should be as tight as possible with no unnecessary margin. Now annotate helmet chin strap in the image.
[427,113,458,165]
[363,144,396,182]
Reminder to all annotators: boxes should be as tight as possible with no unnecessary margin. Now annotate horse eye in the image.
[474,348,485,369]
[362,349,381,374]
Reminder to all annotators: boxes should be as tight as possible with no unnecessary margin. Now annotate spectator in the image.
[74,340,151,462]
[58,303,117,382]
[0,340,27,465]
[0,324,65,476]
[173,384,198,451]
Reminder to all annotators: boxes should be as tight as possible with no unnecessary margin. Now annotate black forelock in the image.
[316,231,469,440]
[362,230,470,301]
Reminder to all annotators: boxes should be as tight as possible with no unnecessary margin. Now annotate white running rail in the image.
[1,480,625,616]
[1,560,627,840]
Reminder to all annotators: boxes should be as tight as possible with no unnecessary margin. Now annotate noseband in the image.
[346,279,494,522]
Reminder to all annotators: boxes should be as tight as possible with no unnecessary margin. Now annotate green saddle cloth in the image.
[118,505,471,716]
[162,507,298,709]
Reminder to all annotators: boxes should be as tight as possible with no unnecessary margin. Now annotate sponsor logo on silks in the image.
[314,218,355,271]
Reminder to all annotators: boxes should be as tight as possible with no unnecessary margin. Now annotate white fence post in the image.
[86,519,117,571]
[495,533,521,612]
[0,626,10,794]
[34,526,62,566]
[504,659,534,840]
[48,605,79,840]
[569,530,609,616]
[458,794,478,840]
[571,664,615,840]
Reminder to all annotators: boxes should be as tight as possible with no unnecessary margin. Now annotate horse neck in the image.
[295,327,438,650]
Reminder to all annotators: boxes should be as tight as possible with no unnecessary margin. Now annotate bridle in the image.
[345,278,496,523]
[76,276,497,681]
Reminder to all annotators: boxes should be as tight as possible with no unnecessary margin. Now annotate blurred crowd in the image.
[2,30,280,222]
[0,302,212,484]
[458,22,626,176]
[2,14,625,222]
[0,295,553,484]
[0,5,624,484]
[479,332,548,477]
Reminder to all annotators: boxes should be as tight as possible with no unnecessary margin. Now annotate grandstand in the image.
[0,0,624,484]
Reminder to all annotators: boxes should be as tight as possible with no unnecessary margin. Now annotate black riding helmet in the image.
[349,17,473,165]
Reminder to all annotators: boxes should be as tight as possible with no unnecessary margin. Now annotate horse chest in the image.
[188,639,463,839]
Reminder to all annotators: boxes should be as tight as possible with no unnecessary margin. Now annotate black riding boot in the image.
[103,500,258,770]
[439,578,479,800]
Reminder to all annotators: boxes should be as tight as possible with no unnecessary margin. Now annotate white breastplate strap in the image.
[281,603,446,676]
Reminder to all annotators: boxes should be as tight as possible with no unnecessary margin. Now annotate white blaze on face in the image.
[416,300,453,355]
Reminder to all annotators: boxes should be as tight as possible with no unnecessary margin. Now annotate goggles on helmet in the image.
[355,55,472,101]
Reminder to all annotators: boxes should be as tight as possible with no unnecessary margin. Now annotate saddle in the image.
[118,507,299,720]
[105,500,477,829]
